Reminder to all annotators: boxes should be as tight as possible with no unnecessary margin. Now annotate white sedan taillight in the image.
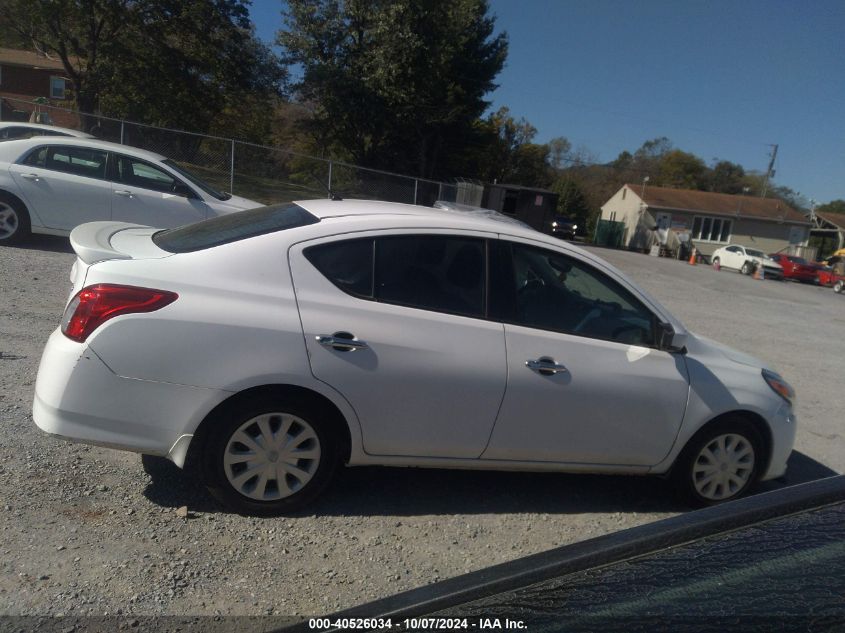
[61,284,178,342]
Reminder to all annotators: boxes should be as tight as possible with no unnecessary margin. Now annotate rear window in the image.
[153,203,318,253]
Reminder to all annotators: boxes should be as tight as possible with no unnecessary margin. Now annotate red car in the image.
[768,253,819,282]
[815,255,845,288]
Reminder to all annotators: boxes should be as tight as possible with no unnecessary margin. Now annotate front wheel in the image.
[672,418,762,507]
[740,261,753,275]
[202,396,341,515]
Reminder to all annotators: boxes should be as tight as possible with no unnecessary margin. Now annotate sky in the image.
[249,0,845,204]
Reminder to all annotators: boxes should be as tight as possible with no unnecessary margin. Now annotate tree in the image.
[0,0,283,133]
[657,150,706,189]
[547,137,572,170]
[551,177,590,222]
[816,200,845,216]
[277,0,507,179]
[707,160,746,194]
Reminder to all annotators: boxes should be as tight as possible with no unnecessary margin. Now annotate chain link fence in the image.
[0,96,487,207]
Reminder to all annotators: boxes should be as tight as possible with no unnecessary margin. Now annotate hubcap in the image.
[0,202,19,239]
[692,433,755,501]
[223,412,321,501]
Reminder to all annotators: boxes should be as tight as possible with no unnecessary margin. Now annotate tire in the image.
[672,417,763,508]
[712,257,720,269]
[0,194,31,245]
[834,280,844,294]
[740,261,753,275]
[201,395,341,515]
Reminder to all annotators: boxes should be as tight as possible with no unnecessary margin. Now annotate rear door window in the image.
[23,145,108,180]
[375,236,485,318]
[306,235,487,319]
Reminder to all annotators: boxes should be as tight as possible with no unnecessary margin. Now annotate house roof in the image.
[815,211,845,230]
[0,47,65,71]
[624,183,809,225]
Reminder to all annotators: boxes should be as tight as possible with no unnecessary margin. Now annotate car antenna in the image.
[311,173,343,201]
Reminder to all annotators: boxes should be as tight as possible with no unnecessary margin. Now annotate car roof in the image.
[0,135,166,162]
[0,122,93,138]
[294,198,541,236]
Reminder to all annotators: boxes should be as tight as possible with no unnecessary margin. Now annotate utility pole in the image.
[761,144,778,197]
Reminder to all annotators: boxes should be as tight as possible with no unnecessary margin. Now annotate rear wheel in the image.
[0,195,31,244]
[672,418,763,507]
[201,395,341,515]
[834,280,844,293]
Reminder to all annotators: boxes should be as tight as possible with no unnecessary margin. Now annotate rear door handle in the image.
[114,190,134,198]
[526,357,568,375]
[21,173,41,181]
[317,332,368,352]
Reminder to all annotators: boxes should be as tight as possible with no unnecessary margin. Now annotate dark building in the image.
[481,184,559,232]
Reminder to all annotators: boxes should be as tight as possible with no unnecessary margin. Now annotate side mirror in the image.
[172,183,197,199]
[657,322,686,353]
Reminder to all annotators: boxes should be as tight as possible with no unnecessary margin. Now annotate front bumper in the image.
[32,329,228,463]
[761,403,797,481]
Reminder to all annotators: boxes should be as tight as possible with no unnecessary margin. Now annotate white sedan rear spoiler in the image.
[69,221,156,265]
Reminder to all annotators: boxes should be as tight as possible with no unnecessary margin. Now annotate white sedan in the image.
[0,137,260,243]
[32,200,797,515]
[711,244,784,278]
[0,122,94,141]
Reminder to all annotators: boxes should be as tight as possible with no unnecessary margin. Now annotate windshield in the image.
[162,159,231,201]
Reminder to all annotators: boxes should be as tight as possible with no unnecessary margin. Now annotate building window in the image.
[691,216,732,243]
[50,76,66,99]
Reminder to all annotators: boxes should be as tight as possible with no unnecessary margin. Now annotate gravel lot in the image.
[0,236,841,618]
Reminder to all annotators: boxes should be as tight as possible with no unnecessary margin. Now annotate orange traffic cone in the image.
[754,263,765,280]
[713,258,720,271]
[688,247,697,265]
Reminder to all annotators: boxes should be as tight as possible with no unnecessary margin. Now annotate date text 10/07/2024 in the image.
[308,618,528,631]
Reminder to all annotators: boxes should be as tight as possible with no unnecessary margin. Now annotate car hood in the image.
[208,193,263,214]
[684,332,769,371]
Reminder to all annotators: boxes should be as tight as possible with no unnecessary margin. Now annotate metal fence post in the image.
[414,179,419,205]
[327,161,333,198]
[120,121,125,144]
[230,140,235,194]
[438,182,443,201]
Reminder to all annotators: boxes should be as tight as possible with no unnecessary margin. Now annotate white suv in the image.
[33,200,797,514]
[0,137,260,243]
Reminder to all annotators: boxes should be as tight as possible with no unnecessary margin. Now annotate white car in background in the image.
[711,244,784,278]
[0,122,95,141]
[33,200,797,515]
[0,137,261,244]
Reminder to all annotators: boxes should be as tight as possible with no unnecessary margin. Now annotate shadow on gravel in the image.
[141,450,837,518]
[141,455,223,514]
[9,234,74,254]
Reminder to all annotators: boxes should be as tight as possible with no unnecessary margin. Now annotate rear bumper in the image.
[33,329,228,463]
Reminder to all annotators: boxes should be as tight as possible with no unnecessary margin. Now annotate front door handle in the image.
[114,190,134,198]
[21,173,41,181]
[316,332,368,352]
[526,357,568,376]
